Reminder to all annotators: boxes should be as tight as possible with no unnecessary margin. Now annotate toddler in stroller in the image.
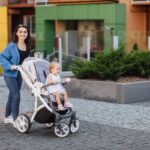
[13,57,79,137]
[46,62,73,110]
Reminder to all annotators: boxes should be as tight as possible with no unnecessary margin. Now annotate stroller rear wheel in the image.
[16,114,31,133]
[54,122,69,137]
[70,119,80,133]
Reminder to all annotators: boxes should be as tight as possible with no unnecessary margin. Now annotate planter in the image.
[64,79,150,103]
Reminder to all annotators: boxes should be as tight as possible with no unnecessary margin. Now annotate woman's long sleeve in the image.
[0,46,12,71]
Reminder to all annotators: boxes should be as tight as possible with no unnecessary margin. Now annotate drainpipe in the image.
[86,36,91,61]
[146,6,150,50]
[58,37,62,71]
[113,36,119,50]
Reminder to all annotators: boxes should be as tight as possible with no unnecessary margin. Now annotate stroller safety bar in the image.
[41,81,67,89]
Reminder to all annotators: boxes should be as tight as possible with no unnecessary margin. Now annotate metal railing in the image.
[8,0,34,4]
[132,0,150,5]
[0,0,7,6]
[34,49,86,76]
[35,0,118,5]
[0,0,35,7]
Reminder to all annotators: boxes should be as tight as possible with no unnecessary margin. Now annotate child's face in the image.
[51,65,60,74]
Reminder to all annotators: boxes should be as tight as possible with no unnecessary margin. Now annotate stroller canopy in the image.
[22,57,50,84]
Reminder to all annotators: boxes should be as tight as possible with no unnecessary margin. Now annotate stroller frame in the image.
[15,58,79,137]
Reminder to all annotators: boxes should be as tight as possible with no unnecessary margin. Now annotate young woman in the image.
[0,25,31,126]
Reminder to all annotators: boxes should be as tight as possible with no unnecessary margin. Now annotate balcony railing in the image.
[0,0,7,6]
[35,0,118,5]
[8,0,34,4]
[132,0,150,5]
[7,0,35,8]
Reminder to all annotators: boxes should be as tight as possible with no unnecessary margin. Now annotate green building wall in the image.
[36,4,125,54]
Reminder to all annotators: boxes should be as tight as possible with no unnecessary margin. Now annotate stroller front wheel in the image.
[54,122,69,138]
[70,119,80,133]
[16,114,31,133]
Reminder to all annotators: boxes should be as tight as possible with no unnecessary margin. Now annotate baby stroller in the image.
[15,57,80,137]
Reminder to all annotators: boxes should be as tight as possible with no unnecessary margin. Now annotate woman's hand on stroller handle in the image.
[10,65,21,70]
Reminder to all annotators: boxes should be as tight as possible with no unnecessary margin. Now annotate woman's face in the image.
[16,27,28,41]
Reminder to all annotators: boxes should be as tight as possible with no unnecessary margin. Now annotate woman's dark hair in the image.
[13,24,31,51]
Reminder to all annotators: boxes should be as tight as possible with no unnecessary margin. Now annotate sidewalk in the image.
[2,77,150,149]
[1,77,150,132]
[0,107,4,121]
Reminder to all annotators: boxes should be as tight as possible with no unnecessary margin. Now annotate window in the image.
[66,21,78,31]
[24,15,35,36]
[133,0,150,1]
[27,0,34,3]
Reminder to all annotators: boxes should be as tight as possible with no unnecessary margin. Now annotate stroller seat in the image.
[22,58,66,110]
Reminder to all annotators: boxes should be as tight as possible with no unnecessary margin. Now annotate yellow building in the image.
[0,7,8,52]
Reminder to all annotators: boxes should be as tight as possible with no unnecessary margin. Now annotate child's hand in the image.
[65,78,71,83]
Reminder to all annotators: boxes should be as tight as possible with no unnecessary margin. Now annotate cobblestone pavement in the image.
[1,77,150,149]
[1,120,150,150]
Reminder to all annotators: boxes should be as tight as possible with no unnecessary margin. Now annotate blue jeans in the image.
[4,73,22,120]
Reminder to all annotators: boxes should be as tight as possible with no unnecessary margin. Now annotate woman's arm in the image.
[0,45,12,71]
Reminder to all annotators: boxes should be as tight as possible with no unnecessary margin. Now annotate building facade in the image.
[35,0,125,56]
[120,0,150,51]
[35,0,150,54]
[1,0,150,53]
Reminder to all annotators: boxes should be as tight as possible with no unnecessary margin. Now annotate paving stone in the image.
[1,77,150,149]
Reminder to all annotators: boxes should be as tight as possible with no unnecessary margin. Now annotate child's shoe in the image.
[58,104,65,110]
[64,101,73,108]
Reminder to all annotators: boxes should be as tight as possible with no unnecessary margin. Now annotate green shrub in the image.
[132,43,139,51]
[71,50,126,80]
[123,51,150,78]
[71,49,150,81]
[92,50,126,80]
[71,59,98,79]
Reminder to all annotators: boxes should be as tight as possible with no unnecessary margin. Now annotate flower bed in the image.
[65,78,150,103]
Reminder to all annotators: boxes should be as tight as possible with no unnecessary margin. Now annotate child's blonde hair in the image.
[49,62,59,73]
